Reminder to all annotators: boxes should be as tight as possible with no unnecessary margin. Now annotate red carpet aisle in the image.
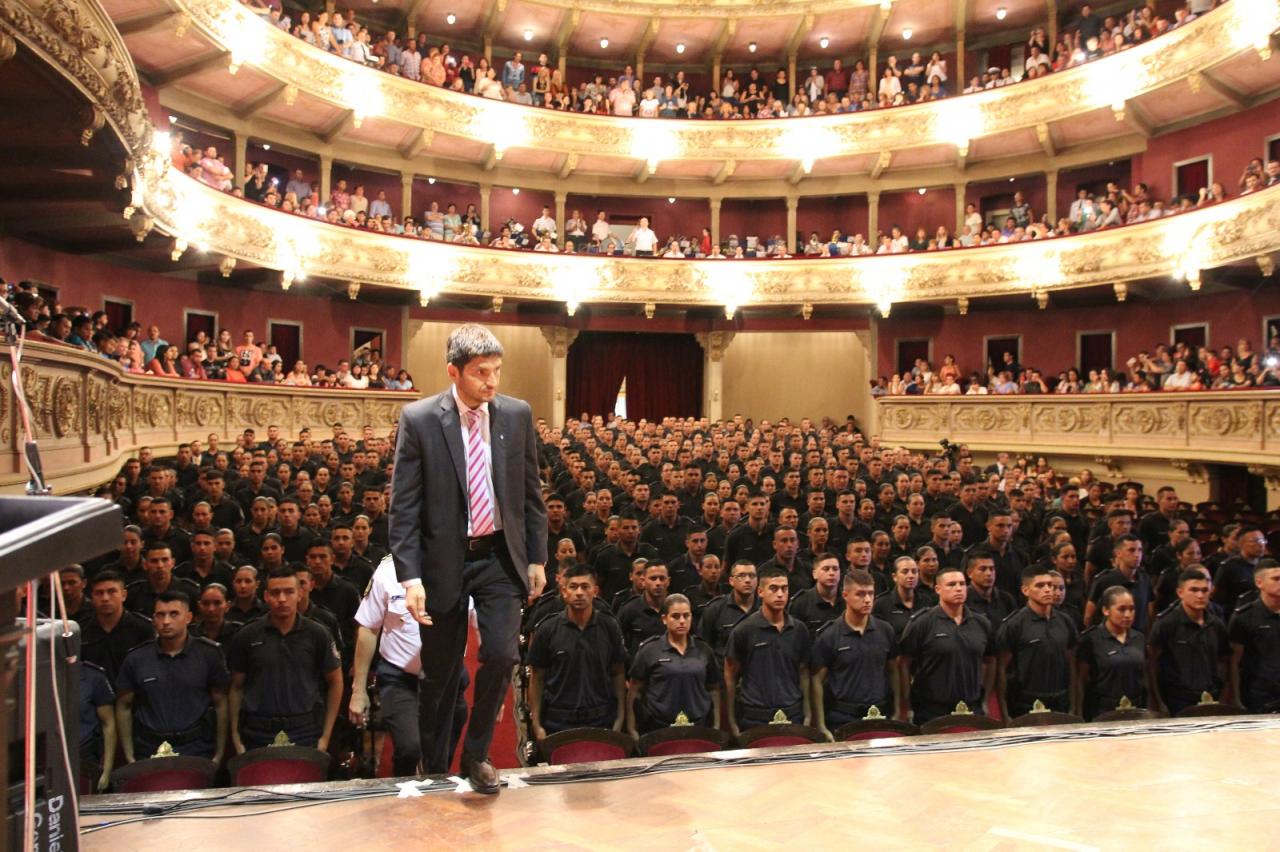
[375,625,519,776]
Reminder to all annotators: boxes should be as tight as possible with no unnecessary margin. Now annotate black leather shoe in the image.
[461,755,500,795]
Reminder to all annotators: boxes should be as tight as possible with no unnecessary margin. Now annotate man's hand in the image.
[316,734,330,753]
[527,564,547,604]
[532,724,547,741]
[97,770,110,793]
[349,689,370,726]
[405,584,432,626]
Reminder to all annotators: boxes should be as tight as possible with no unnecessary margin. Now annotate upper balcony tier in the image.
[106,0,1280,193]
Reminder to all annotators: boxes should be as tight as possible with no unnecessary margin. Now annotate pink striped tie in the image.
[464,408,495,536]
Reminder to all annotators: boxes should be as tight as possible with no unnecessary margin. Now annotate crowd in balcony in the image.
[6,280,413,390]
[876,334,1280,397]
[244,0,1215,118]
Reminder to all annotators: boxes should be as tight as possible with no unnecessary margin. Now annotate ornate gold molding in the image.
[0,342,409,493]
[485,0,879,18]
[162,0,1273,169]
[133,151,1280,308]
[0,0,151,156]
[877,390,1280,467]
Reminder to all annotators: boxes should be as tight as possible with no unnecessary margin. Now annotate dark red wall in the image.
[412,179,482,223]
[1131,108,1275,200]
[797,196,869,241]
[0,238,405,368]
[964,175,1046,229]
[1055,160,1132,219]
[565,194,708,239]
[876,285,1280,378]
[878,187,957,238]
[248,144,319,196]
[331,164,401,216]
[489,187,554,231]
[720,198,787,243]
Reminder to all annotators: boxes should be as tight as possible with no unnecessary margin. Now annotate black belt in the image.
[138,718,209,746]
[243,710,319,727]
[543,703,613,724]
[740,701,803,719]
[833,699,882,716]
[465,531,503,561]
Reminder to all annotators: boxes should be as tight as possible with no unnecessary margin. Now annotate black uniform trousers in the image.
[419,543,523,774]
[376,658,470,776]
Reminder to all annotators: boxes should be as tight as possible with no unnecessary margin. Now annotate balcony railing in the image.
[876,389,1280,468]
[0,342,409,493]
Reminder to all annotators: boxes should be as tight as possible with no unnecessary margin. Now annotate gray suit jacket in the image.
[389,388,547,614]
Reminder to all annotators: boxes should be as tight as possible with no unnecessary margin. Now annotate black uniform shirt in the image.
[628,634,720,724]
[592,543,660,602]
[1089,569,1153,633]
[697,594,758,659]
[78,611,157,685]
[1076,624,1147,709]
[872,589,930,639]
[226,616,340,716]
[117,636,230,733]
[996,606,1079,702]
[726,611,811,710]
[1148,605,1230,703]
[900,606,995,709]
[724,523,777,568]
[811,615,897,709]
[616,597,665,659]
[527,610,627,715]
[1228,598,1280,711]
[788,587,842,633]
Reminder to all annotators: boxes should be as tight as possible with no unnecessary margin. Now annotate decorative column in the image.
[867,190,880,239]
[955,31,965,92]
[709,198,722,251]
[695,331,735,421]
[541,327,579,427]
[712,55,722,93]
[400,172,414,220]
[785,196,799,254]
[954,182,967,233]
[787,54,797,100]
[555,191,567,249]
[232,131,248,190]
[1045,169,1059,225]
[868,46,878,92]
[319,153,333,205]
[479,183,492,235]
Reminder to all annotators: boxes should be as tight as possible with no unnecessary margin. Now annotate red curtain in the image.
[1175,159,1210,197]
[566,332,704,421]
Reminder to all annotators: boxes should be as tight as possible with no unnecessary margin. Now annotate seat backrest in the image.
[229,746,332,787]
[111,757,217,794]
[919,714,1004,736]
[736,723,826,749]
[644,738,723,757]
[548,740,628,765]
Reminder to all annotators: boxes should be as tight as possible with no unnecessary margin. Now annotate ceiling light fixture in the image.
[262,143,271,150]
[818,36,829,49]
[427,177,436,184]
[902,27,913,40]
[748,41,758,53]
[512,187,520,195]
[446,12,456,25]
[996,6,1007,20]
[600,37,609,48]
[676,42,686,54]
[667,197,676,203]
[917,187,926,195]
[523,27,533,41]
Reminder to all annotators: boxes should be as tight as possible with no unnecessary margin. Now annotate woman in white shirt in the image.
[925,52,947,85]
[475,67,504,99]
[342,363,370,389]
[878,68,902,101]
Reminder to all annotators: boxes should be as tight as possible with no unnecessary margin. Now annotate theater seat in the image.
[1174,697,1240,719]
[833,718,920,742]
[538,728,636,765]
[637,725,732,757]
[919,703,1005,735]
[1008,706,1085,728]
[110,756,217,793]
[735,723,827,749]
[229,746,331,786]
[80,761,101,796]
[1094,707,1159,723]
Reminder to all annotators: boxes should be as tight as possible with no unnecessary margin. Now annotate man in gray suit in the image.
[390,324,547,793]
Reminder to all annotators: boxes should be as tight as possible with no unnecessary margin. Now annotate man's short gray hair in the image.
[446,324,504,368]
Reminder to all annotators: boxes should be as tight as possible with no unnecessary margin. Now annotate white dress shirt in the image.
[453,385,503,536]
[355,557,423,673]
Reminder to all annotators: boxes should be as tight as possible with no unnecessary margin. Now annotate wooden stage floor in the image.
[82,717,1280,851]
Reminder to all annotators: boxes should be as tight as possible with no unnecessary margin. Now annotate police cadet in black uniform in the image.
[683,555,726,623]
[1076,586,1148,720]
[591,517,659,603]
[627,594,722,734]
[1147,569,1232,715]
[698,560,759,663]
[811,569,901,737]
[964,549,1017,628]
[116,591,230,761]
[996,565,1079,718]
[228,566,344,751]
[611,557,651,613]
[1085,534,1153,633]
[527,564,628,738]
[1229,558,1280,713]
[788,553,843,633]
[724,564,813,734]
[723,494,776,568]
[899,564,997,724]
[78,570,156,685]
[616,561,670,660]
[873,556,933,639]
[125,542,202,618]
[175,530,236,592]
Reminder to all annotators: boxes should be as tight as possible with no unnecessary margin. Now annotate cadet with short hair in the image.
[811,569,901,735]
[1147,569,1231,714]
[996,565,1079,718]
[724,564,812,734]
